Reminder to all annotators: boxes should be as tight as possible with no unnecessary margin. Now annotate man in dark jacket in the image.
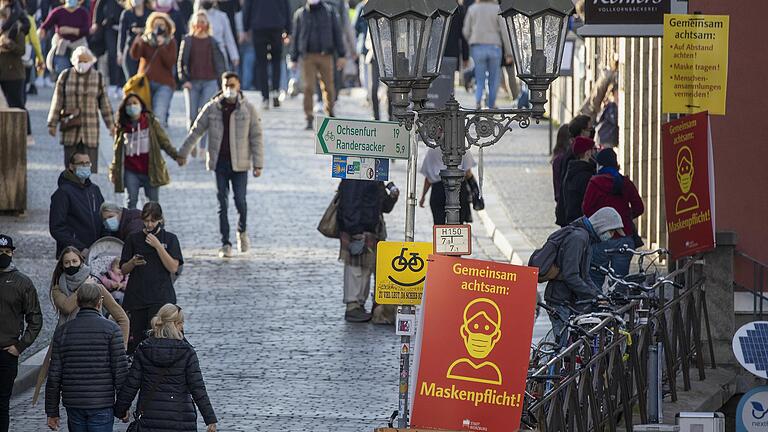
[100,202,145,241]
[337,180,398,322]
[544,207,625,343]
[583,148,645,287]
[561,136,597,225]
[290,0,346,130]
[45,283,128,431]
[0,234,42,432]
[243,0,291,108]
[49,152,106,257]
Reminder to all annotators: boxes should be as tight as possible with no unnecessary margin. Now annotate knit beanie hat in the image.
[587,207,625,237]
[572,136,596,156]
[596,148,619,168]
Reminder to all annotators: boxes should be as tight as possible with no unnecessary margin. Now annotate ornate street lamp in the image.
[501,0,574,117]
[362,0,457,115]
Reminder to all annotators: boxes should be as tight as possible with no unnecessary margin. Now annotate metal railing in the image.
[525,265,715,431]
[734,251,768,320]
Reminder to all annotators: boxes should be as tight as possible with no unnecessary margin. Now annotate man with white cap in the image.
[543,207,625,342]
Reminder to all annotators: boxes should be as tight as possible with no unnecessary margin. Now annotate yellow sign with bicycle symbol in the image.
[375,241,432,306]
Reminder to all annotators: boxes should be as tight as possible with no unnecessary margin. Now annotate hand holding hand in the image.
[3,346,19,357]
[47,416,60,430]
[145,233,162,250]
[253,167,262,178]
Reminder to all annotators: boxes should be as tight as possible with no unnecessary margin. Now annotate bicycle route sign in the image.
[314,116,410,160]
[375,241,433,306]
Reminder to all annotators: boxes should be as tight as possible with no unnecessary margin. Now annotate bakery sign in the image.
[579,0,688,37]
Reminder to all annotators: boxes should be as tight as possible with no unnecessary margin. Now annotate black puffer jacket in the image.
[561,159,596,225]
[114,337,217,431]
[49,170,105,257]
[45,308,128,417]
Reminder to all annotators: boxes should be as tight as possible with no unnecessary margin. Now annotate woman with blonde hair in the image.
[178,10,226,155]
[129,11,178,127]
[115,304,217,431]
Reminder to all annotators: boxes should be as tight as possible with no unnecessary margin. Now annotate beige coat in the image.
[179,93,264,172]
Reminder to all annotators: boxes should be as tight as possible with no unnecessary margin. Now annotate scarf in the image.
[599,166,624,196]
[58,264,92,296]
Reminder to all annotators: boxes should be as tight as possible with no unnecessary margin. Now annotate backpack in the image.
[528,226,574,283]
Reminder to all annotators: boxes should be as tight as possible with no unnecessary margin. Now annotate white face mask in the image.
[599,231,614,242]
[223,88,237,100]
[74,61,94,74]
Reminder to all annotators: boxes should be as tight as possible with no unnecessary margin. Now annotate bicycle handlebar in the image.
[604,245,669,257]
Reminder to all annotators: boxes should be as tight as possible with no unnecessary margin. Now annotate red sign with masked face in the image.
[661,111,716,259]
[411,255,538,432]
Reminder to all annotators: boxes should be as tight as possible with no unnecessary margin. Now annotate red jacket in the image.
[582,173,644,235]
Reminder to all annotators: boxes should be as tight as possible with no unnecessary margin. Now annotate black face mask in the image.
[147,223,162,235]
[63,265,81,276]
[0,254,11,269]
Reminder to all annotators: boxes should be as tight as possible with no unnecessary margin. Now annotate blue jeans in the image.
[546,303,572,346]
[149,81,174,127]
[215,160,248,246]
[125,169,159,210]
[184,79,219,149]
[590,236,634,289]
[470,44,502,108]
[53,55,71,78]
[240,43,256,90]
[66,407,114,432]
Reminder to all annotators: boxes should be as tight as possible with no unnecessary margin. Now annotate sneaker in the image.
[345,305,372,323]
[272,97,280,108]
[237,232,250,253]
[218,244,233,258]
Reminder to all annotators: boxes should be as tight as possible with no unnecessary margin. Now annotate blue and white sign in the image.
[331,156,389,182]
[733,321,768,379]
[737,386,768,431]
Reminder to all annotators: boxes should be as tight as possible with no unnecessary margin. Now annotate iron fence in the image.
[525,264,715,431]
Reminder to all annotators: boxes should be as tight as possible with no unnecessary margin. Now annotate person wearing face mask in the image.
[0,234,42,432]
[117,0,150,80]
[130,12,178,128]
[178,72,263,258]
[32,246,130,407]
[110,93,184,209]
[193,0,238,70]
[49,152,107,258]
[242,0,290,109]
[120,202,183,354]
[178,10,226,156]
[115,304,217,432]
[38,0,89,76]
[152,0,187,47]
[543,207,624,344]
[47,46,116,173]
[583,148,645,288]
[100,202,145,241]
[560,136,598,226]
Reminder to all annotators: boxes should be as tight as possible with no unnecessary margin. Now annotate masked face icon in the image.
[460,300,501,359]
[676,147,694,194]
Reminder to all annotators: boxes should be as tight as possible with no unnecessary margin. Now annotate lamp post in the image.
[365,0,574,226]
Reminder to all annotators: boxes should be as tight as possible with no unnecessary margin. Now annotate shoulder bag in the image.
[317,191,340,239]
[126,367,169,432]
[123,44,160,109]
[58,69,82,132]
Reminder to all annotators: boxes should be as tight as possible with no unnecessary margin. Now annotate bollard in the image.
[0,108,27,214]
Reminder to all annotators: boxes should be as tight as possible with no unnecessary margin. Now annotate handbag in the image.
[317,191,340,239]
[123,45,160,109]
[126,367,168,432]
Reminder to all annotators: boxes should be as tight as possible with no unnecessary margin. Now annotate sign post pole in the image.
[397,112,420,428]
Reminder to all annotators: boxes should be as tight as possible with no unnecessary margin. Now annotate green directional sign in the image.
[315,116,410,159]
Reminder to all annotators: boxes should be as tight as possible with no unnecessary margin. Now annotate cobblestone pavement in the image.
[4,85,507,431]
